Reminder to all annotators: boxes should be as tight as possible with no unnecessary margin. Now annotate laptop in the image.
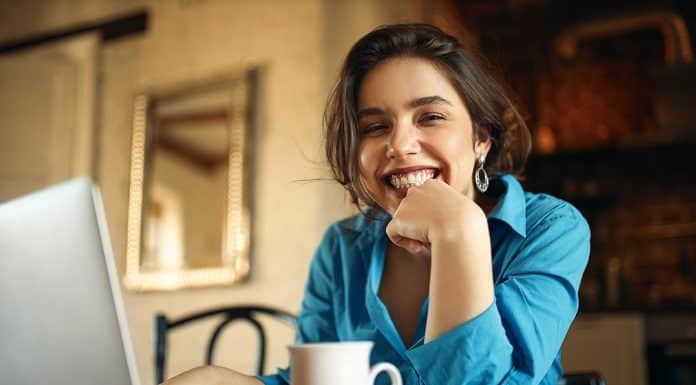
[0,177,141,385]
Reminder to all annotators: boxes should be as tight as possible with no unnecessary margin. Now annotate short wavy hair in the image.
[324,23,531,212]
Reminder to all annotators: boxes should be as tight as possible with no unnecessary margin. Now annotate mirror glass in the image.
[124,73,255,291]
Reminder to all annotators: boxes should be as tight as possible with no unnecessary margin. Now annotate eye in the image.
[360,123,388,136]
[419,113,445,124]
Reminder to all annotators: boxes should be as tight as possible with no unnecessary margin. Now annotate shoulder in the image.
[488,174,588,241]
[523,192,589,236]
[493,190,591,280]
[315,209,386,259]
[517,191,591,271]
[323,209,388,243]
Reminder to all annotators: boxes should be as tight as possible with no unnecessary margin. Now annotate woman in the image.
[165,23,590,385]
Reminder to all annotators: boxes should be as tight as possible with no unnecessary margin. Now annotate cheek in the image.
[356,143,383,204]
[357,149,369,181]
[358,142,378,181]
[438,131,476,178]
[438,131,471,160]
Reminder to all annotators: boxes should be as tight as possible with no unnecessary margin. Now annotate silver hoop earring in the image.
[475,155,489,193]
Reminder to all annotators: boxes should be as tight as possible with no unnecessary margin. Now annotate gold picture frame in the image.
[123,71,257,291]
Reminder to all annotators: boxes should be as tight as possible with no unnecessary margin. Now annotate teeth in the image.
[389,169,436,189]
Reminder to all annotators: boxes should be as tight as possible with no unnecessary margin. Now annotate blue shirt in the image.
[258,174,590,385]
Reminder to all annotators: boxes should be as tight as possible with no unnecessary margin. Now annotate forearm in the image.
[425,228,494,343]
[215,366,264,385]
[162,365,263,385]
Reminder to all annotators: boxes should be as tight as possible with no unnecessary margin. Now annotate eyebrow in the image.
[409,95,453,108]
[357,95,453,119]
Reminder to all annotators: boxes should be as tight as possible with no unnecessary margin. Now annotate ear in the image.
[474,128,492,159]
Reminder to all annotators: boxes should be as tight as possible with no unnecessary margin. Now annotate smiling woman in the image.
[282,23,588,385]
[163,24,590,385]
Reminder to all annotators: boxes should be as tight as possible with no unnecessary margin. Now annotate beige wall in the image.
[0,1,422,383]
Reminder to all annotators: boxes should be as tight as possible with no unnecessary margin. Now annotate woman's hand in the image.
[161,365,263,385]
[385,178,488,256]
[386,178,494,342]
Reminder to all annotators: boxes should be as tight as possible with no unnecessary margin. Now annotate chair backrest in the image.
[560,371,606,385]
[154,305,296,384]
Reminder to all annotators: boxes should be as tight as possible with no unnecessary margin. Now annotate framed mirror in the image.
[124,71,257,291]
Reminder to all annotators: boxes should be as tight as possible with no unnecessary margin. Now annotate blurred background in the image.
[0,1,694,385]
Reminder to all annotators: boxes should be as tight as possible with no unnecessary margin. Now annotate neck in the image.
[475,191,498,216]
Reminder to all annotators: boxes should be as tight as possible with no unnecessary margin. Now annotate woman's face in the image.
[357,57,490,215]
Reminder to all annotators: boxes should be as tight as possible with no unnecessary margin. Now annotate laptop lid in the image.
[0,177,141,385]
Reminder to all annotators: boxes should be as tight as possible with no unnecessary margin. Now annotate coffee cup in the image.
[288,341,402,385]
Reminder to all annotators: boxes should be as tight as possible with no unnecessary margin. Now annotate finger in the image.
[386,219,417,245]
[389,234,428,255]
[387,213,425,242]
[385,219,399,243]
[389,230,430,254]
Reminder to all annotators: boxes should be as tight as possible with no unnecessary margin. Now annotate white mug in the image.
[288,341,402,385]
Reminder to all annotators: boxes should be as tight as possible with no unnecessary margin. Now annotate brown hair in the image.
[324,23,531,212]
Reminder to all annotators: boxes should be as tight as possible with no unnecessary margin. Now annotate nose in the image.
[386,120,420,159]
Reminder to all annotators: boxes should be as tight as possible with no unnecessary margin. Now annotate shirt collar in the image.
[487,174,527,238]
[339,208,389,265]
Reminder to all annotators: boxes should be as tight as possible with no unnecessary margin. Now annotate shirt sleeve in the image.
[404,202,591,385]
[257,225,341,385]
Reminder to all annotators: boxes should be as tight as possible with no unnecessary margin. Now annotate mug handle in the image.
[368,362,403,385]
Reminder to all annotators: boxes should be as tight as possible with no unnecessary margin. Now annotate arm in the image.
[161,365,262,385]
[425,205,494,342]
[385,179,496,341]
[406,203,590,385]
[294,225,340,343]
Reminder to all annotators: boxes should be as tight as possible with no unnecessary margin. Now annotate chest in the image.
[377,246,431,346]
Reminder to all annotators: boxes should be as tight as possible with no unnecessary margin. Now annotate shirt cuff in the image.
[404,301,513,385]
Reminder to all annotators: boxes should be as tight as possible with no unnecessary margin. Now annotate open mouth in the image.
[383,168,442,197]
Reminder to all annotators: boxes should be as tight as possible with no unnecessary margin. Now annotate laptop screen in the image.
[0,177,140,385]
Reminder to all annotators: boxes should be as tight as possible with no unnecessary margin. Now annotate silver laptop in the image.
[0,177,141,385]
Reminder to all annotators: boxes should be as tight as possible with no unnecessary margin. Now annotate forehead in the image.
[357,57,463,109]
